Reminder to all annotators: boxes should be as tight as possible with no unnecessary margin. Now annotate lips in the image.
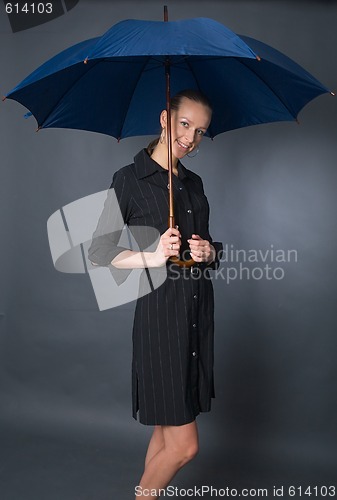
[177,139,190,150]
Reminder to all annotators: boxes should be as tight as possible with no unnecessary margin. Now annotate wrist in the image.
[143,251,166,268]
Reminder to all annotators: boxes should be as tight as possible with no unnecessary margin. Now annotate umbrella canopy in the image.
[4,16,331,139]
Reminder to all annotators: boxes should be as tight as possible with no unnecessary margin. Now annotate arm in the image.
[111,226,181,269]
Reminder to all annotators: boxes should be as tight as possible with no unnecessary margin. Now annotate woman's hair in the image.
[147,89,212,156]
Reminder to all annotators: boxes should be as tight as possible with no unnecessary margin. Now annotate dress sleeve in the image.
[207,241,223,270]
[88,169,132,267]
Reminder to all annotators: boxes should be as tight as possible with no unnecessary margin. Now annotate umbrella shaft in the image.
[165,58,175,228]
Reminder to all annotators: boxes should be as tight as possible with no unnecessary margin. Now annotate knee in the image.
[172,440,199,467]
[182,441,199,465]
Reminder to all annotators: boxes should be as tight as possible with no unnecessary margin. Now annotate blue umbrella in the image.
[4,13,331,139]
[3,9,332,266]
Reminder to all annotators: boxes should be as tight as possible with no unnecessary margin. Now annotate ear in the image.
[160,110,167,129]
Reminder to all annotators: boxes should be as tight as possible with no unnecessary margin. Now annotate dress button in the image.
[193,323,197,328]
[179,187,183,191]
[192,351,197,357]
[193,294,197,299]
[187,209,192,214]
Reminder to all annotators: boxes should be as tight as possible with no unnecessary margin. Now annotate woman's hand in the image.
[188,234,216,263]
[151,227,181,267]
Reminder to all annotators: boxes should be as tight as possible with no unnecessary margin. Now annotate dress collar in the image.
[134,149,191,181]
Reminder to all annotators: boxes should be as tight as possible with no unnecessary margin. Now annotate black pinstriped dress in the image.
[88,149,222,426]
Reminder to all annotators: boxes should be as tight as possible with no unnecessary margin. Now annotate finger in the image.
[167,228,181,238]
[163,238,181,252]
[163,245,179,256]
[188,241,202,249]
[165,242,181,252]
[167,241,181,250]
[189,242,207,252]
[191,234,202,240]
[164,231,181,239]
[190,247,209,260]
[162,234,180,245]
[168,248,180,257]
[190,251,203,262]
[166,235,180,244]
[188,237,208,246]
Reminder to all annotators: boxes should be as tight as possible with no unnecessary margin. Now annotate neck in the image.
[150,143,179,174]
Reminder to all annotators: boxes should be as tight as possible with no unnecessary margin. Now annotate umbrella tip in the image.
[331,91,335,96]
[164,5,168,22]
[256,55,261,61]
[84,57,88,64]
[36,126,42,132]
[2,96,7,101]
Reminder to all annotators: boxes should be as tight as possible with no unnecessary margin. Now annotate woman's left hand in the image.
[188,234,216,263]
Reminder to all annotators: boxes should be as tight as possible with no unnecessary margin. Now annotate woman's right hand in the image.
[151,227,181,267]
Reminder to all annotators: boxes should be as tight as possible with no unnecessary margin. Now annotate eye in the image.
[180,121,189,127]
[197,129,205,136]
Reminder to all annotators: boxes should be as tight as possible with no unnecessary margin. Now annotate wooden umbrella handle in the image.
[168,215,195,268]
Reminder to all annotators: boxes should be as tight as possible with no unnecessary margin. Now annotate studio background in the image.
[0,1,336,499]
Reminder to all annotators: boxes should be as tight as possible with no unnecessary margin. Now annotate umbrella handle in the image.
[169,256,195,268]
[168,216,195,268]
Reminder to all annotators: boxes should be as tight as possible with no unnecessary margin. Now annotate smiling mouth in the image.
[177,140,191,150]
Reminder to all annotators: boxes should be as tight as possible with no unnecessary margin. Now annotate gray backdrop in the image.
[1,1,336,499]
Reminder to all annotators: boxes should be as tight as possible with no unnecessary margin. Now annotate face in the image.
[161,97,212,159]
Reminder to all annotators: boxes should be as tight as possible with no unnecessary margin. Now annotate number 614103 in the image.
[5,3,53,14]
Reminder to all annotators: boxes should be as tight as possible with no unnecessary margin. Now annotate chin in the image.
[173,143,191,159]
[177,151,188,160]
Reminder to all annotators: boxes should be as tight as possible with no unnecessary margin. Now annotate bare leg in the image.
[135,421,199,500]
[145,426,164,467]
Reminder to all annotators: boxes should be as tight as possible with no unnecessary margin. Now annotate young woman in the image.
[88,89,222,499]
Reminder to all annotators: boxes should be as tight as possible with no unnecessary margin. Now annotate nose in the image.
[184,128,195,144]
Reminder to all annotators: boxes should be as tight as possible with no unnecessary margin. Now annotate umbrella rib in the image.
[116,56,152,140]
[236,58,298,120]
[185,58,215,139]
[38,59,103,129]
